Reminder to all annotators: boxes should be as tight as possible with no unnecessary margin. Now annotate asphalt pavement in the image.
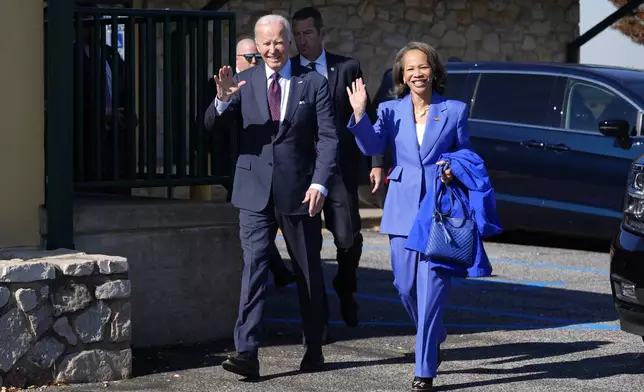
[46,229,644,392]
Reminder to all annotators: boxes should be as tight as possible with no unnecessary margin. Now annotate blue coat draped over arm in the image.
[406,149,503,277]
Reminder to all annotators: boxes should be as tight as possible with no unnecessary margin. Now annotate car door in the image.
[540,77,644,237]
[467,72,566,231]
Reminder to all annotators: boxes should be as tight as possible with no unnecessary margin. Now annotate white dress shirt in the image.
[299,49,329,80]
[214,60,328,196]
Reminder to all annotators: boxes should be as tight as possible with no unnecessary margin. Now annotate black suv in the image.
[611,157,644,343]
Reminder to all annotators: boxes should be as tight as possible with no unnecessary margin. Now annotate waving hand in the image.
[214,66,246,102]
[346,78,368,122]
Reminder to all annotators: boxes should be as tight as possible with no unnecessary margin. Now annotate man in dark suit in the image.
[267,6,385,328]
[75,20,135,194]
[204,14,337,378]
[202,38,297,288]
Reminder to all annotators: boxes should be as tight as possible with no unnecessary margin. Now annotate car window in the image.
[443,73,468,101]
[564,80,638,134]
[471,73,560,127]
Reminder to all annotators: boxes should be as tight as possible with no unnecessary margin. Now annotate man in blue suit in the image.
[204,14,338,378]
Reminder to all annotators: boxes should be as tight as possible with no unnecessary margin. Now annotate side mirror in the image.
[599,119,630,139]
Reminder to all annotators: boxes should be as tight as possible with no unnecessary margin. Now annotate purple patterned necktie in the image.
[268,72,281,134]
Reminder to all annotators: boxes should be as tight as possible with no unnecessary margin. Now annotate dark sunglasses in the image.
[239,53,262,63]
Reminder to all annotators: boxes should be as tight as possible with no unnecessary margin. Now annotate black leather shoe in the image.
[333,280,359,327]
[338,295,359,327]
[300,353,325,372]
[411,377,434,391]
[221,352,259,379]
[274,271,296,288]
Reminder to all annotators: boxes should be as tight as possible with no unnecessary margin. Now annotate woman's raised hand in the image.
[346,77,368,121]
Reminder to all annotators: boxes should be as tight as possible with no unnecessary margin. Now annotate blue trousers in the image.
[389,235,451,378]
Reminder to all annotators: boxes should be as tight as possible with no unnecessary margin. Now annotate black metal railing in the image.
[43,4,236,249]
[71,7,236,190]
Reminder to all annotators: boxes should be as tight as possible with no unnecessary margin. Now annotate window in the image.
[564,80,638,133]
[471,73,560,127]
[443,73,468,101]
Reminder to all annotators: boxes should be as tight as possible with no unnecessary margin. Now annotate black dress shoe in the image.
[221,352,259,379]
[333,280,359,327]
[300,353,325,372]
[339,295,359,327]
[274,272,296,288]
[411,377,434,391]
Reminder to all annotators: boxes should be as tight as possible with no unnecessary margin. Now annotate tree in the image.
[609,0,644,44]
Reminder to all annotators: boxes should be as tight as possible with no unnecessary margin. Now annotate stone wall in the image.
[146,0,580,96]
[0,249,131,388]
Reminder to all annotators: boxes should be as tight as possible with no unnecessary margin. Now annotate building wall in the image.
[0,1,45,247]
[149,0,580,95]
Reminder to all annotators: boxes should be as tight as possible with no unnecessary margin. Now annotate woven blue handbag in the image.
[425,164,476,267]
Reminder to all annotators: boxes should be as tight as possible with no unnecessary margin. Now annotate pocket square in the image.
[298,80,304,84]
[299,100,306,105]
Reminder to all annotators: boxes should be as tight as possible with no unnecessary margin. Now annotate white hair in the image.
[254,14,292,41]
[236,38,256,54]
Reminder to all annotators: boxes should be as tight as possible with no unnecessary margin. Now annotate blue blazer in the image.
[347,93,472,236]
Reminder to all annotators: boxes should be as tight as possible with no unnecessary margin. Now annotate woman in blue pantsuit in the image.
[346,42,475,391]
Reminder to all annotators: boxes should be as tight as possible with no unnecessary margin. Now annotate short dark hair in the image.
[292,7,324,32]
[390,41,447,98]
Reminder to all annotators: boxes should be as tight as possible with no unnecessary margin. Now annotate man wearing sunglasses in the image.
[235,38,262,73]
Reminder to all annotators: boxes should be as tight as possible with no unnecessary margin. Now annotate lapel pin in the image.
[433,116,440,121]
[330,67,335,72]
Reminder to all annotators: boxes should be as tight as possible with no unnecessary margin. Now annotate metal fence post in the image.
[45,0,75,249]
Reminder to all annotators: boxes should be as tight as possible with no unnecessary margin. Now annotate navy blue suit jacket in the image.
[204,63,338,215]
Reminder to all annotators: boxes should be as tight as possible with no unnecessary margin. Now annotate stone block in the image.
[109,301,132,343]
[74,301,112,344]
[53,316,78,345]
[15,288,38,312]
[48,258,96,276]
[51,284,92,316]
[95,280,131,300]
[0,308,35,372]
[0,260,56,283]
[56,349,132,383]
[26,303,53,339]
[93,255,129,275]
[27,337,65,369]
[0,248,131,387]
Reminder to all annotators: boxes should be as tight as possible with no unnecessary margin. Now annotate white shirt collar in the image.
[265,59,291,80]
[300,49,327,70]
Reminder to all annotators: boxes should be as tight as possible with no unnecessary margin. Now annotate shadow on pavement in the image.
[487,230,612,253]
[434,347,644,391]
[133,257,620,378]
